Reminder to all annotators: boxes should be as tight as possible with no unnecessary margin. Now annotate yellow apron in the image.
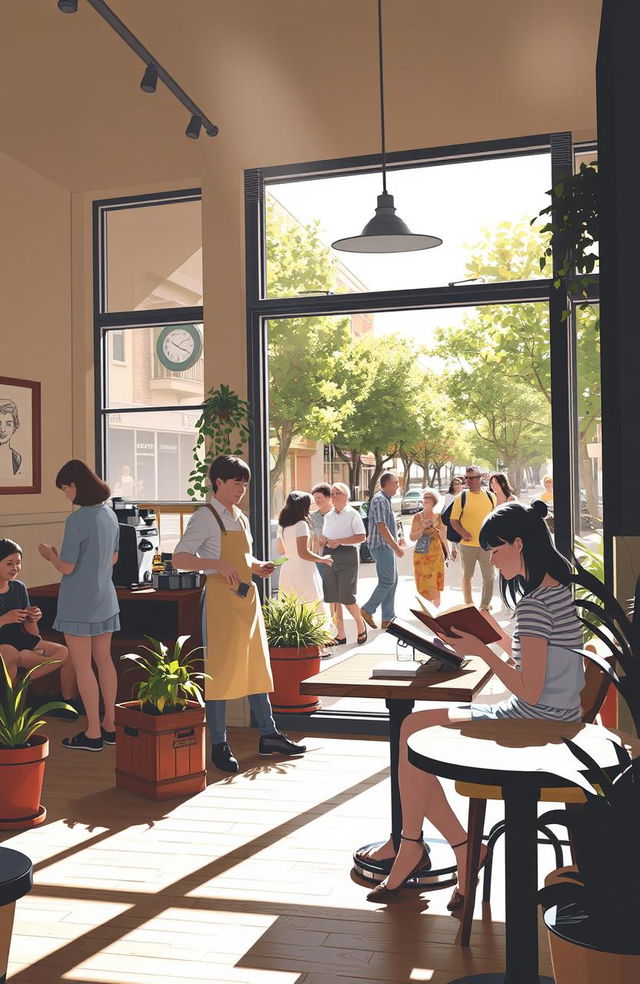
[204,516,273,701]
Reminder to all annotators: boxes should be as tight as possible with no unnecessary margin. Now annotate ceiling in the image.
[0,0,602,193]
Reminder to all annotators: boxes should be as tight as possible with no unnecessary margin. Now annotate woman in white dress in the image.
[277,492,334,635]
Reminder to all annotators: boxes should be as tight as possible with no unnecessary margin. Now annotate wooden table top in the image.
[300,635,493,702]
[408,719,640,788]
[29,582,203,602]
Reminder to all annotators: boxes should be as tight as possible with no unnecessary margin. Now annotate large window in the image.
[247,134,600,725]
[95,191,204,502]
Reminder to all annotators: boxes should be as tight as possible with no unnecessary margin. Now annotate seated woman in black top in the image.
[0,538,73,694]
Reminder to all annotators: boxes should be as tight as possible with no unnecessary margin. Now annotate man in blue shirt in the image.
[360,472,405,629]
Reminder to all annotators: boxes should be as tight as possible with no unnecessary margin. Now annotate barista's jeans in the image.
[206,695,276,746]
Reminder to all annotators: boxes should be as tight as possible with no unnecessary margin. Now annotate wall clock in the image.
[156,325,202,371]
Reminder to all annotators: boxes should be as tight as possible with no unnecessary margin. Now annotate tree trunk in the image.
[270,423,295,501]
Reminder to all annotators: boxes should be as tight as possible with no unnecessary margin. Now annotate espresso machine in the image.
[110,498,160,587]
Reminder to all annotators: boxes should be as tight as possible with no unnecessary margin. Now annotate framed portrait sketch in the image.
[0,376,41,494]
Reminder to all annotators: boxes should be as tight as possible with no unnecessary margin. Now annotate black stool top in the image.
[0,847,33,906]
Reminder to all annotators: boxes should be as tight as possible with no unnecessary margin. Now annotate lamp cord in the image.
[377,0,387,194]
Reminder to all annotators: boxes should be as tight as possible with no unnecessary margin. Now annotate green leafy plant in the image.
[574,535,605,642]
[121,636,208,715]
[187,384,250,500]
[534,161,599,313]
[262,593,333,649]
[538,737,640,953]
[0,656,74,748]
[571,561,640,735]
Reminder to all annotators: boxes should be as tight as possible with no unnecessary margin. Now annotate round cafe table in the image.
[407,718,640,984]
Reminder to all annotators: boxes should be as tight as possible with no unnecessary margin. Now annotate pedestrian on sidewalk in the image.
[410,488,449,607]
[449,465,496,611]
[360,472,405,630]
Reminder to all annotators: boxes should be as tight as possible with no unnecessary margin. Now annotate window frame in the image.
[93,189,204,498]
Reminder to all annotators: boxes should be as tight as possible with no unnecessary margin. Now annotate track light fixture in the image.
[57,0,218,139]
[140,64,158,93]
[185,115,202,140]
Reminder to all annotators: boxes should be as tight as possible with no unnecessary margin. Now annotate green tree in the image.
[461,219,600,515]
[400,374,470,487]
[266,198,354,497]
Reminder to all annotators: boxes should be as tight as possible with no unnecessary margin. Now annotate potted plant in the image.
[115,635,208,800]
[536,566,640,981]
[262,593,333,713]
[187,384,250,501]
[0,656,74,829]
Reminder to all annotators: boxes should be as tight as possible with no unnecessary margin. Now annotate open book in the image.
[411,596,501,645]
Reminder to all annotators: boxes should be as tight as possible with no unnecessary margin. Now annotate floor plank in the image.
[1,720,555,983]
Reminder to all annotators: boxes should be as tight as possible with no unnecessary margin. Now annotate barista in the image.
[172,454,306,773]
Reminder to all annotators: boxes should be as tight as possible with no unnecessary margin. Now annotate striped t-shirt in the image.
[367,490,397,549]
[472,584,584,722]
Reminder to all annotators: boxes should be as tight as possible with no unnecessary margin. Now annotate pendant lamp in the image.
[332,0,442,254]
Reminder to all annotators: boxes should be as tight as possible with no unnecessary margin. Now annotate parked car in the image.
[352,501,373,563]
[400,487,422,514]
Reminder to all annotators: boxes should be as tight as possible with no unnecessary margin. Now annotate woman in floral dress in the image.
[409,488,449,607]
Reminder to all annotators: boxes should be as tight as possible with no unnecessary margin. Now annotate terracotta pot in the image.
[544,868,640,983]
[269,645,321,713]
[0,735,48,830]
[115,700,206,800]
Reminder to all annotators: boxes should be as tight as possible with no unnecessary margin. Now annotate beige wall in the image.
[0,151,73,586]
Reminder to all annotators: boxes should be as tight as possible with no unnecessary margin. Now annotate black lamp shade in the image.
[57,0,78,11]
[185,114,202,139]
[332,192,443,253]
[140,64,158,93]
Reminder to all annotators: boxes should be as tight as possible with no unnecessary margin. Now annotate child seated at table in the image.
[0,538,75,703]
[362,499,584,908]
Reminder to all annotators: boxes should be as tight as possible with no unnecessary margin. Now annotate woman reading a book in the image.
[363,499,584,906]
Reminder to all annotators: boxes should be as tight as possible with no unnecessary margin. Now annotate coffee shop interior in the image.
[1,1,640,983]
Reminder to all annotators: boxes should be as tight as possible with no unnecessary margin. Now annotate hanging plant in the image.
[533,160,599,315]
[187,384,251,500]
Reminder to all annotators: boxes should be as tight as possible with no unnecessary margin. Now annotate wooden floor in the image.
[1,720,555,984]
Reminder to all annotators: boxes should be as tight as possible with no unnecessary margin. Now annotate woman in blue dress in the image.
[39,460,120,752]
[363,499,584,907]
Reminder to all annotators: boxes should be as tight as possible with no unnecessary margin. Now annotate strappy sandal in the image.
[366,834,431,902]
[357,628,368,645]
[356,833,431,872]
[325,636,346,646]
[447,839,489,911]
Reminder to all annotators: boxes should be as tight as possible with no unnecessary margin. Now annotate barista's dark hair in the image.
[55,459,111,506]
[479,499,571,607]
[208,454,251,493]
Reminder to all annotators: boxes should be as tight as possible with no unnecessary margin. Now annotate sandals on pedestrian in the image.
[325,636,346,646]
[357,628,368,645]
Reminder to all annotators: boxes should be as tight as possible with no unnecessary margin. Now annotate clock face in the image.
[156,326,202,371]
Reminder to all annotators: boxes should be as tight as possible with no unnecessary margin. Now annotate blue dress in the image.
[53,504,121,636]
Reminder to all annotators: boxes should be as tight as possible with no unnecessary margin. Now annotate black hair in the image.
[278,491,312,529]
[208,454,251,493]
[479,499,571,607]
[311,482,331,498]
[0,538,22,562]
[448,476,464,495]
[56,459,111,505]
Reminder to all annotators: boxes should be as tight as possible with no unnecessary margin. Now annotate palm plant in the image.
[121,635,207,715]
[262,593,333,649]
[0,656,75,748]
[538,736,640,953]
[571,558,640,736]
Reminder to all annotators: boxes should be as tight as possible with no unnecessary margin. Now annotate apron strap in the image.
[205,502,249,535]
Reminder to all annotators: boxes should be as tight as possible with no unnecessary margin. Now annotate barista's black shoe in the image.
[211,741,239,773]
[259,731,307,756]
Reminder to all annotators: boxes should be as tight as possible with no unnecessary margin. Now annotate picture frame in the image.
[0,376,41,494]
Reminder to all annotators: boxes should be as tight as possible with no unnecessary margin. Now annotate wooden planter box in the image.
[115,701,206,800]
[269,645,322,713]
